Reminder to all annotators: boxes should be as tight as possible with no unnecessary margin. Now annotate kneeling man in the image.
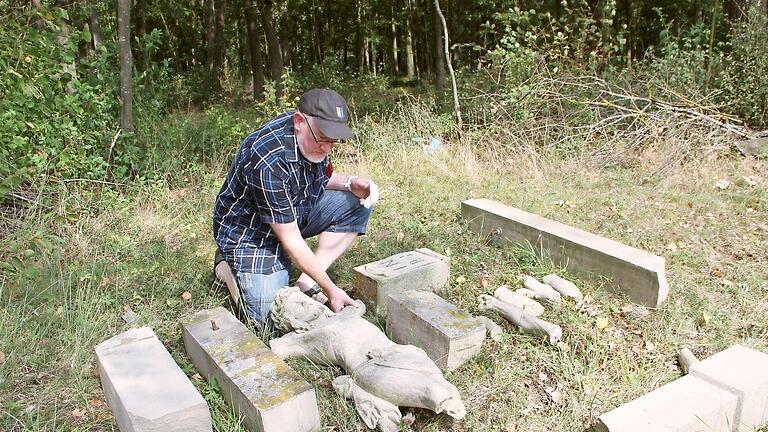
[212,88,377,324]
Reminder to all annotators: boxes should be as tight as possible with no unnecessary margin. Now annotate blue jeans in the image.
[237,190,372,324]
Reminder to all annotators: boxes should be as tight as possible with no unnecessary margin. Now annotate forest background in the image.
[1,0,767,430]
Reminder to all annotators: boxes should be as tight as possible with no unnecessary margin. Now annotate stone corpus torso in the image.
[269,287,466,431]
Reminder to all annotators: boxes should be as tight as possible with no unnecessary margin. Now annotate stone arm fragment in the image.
[520,275,561,306]
[494,285,544,316]
[475,316,504,341]
[333,375,402,432]
[542,274,583,300]
[477,294,562,345]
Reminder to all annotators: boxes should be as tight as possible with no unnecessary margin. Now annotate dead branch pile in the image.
[464,72,758,176]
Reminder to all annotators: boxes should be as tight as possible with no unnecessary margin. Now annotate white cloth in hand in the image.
[363,180,379,209]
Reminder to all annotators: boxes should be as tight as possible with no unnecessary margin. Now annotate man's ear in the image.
[293,111,305,129]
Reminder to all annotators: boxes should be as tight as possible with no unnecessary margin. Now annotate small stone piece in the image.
[542,274,583,301]
[353,248,449,313]
[688,345,768,431]
[94,326,213,432]
[494,285,544,316]
[477,295,562,345]
[387,291,485,370]
[736,137,768,157]
[181,307,320,432]
[596,375,738,432]
[475,316,504,341]
[678,348,699,374]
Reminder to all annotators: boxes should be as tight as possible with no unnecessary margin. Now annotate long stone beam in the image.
[181,307,321,432]
[461,198,669,307]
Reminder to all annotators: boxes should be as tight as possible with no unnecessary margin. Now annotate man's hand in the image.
[326,287,356,312]
[350,176,379,208]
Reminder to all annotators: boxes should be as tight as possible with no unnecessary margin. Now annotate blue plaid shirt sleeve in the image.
[245,161,297,225]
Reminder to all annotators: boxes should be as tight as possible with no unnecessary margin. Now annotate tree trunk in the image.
[134,0,146,68]
[434,0,461,131]
[211,0,226,90]
[624,0,633,71]
[356,0,366,74]
[432,0,445,90]
[204,0,216,71]
[391,0,400,75]
[724,0,746,31]
[259,0,284,99]
[243,0,264,100]
[404,0,415,79]
[311,0,324,70]
[117,0,134,133]
[135,0,146,39]
[762,0,768,19]
[89,8,102,49]
[279,14,292,68]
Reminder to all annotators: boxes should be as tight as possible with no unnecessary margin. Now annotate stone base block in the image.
[180,308,320,432]
[386,291,485,370]
[94,326,212,432]
[689,345,768,431]
[352,248,449,313]
[596,375,738,432]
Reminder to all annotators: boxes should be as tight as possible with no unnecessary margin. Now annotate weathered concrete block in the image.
[689,345,768,431]
[353,248,450,313]
[461,199,669,308]
[386,291,485,370]
[596,375,738,432]
[94,326,212,432]
[180,307,320,432]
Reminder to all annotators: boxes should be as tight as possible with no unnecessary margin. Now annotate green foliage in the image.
[717,10,768,127]
[0,8,117,182]
[491,1,625,70]
[637,9,714,93]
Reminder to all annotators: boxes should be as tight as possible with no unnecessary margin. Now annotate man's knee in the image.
[236,270,290,324]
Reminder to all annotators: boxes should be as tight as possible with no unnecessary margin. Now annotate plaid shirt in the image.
[213,111,330,274]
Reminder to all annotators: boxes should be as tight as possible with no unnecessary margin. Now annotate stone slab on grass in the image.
[353,248,449,313]
[689,345,768,431]
[596,375,738,432]
[386,290,485,370]
[461,198,669,308]
[94,326,212,432]
[181,307,320,432]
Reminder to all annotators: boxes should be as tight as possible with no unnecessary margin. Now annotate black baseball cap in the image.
[298,88,353,140]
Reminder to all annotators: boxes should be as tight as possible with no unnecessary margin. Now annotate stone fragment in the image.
[94,326,212,432]
[736,137,768,157]
[475,316,504,341]
[520,275,561,306]
[353,248,449,313]
[596,375,738,432]
[689,345,768,431]
[180,307,320,432]
[461,199,668,307]
[494,285,544,316]
[678,348,699,374]
[386,291,485,370]
[542,274,583,300]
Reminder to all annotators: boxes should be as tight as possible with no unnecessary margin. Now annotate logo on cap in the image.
[336,107,344,118]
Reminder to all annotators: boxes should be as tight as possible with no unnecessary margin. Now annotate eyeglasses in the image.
[301,113,337,146]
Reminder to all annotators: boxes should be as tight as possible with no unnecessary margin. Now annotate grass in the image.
[1,103,767,432]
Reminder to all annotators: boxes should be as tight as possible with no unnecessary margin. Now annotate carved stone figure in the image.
[494,285,544,316]
[269,287,466,432]
[475,316,504,341]
[478,294,562,345]
[542,274,583,300]
[517,275,561,307]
